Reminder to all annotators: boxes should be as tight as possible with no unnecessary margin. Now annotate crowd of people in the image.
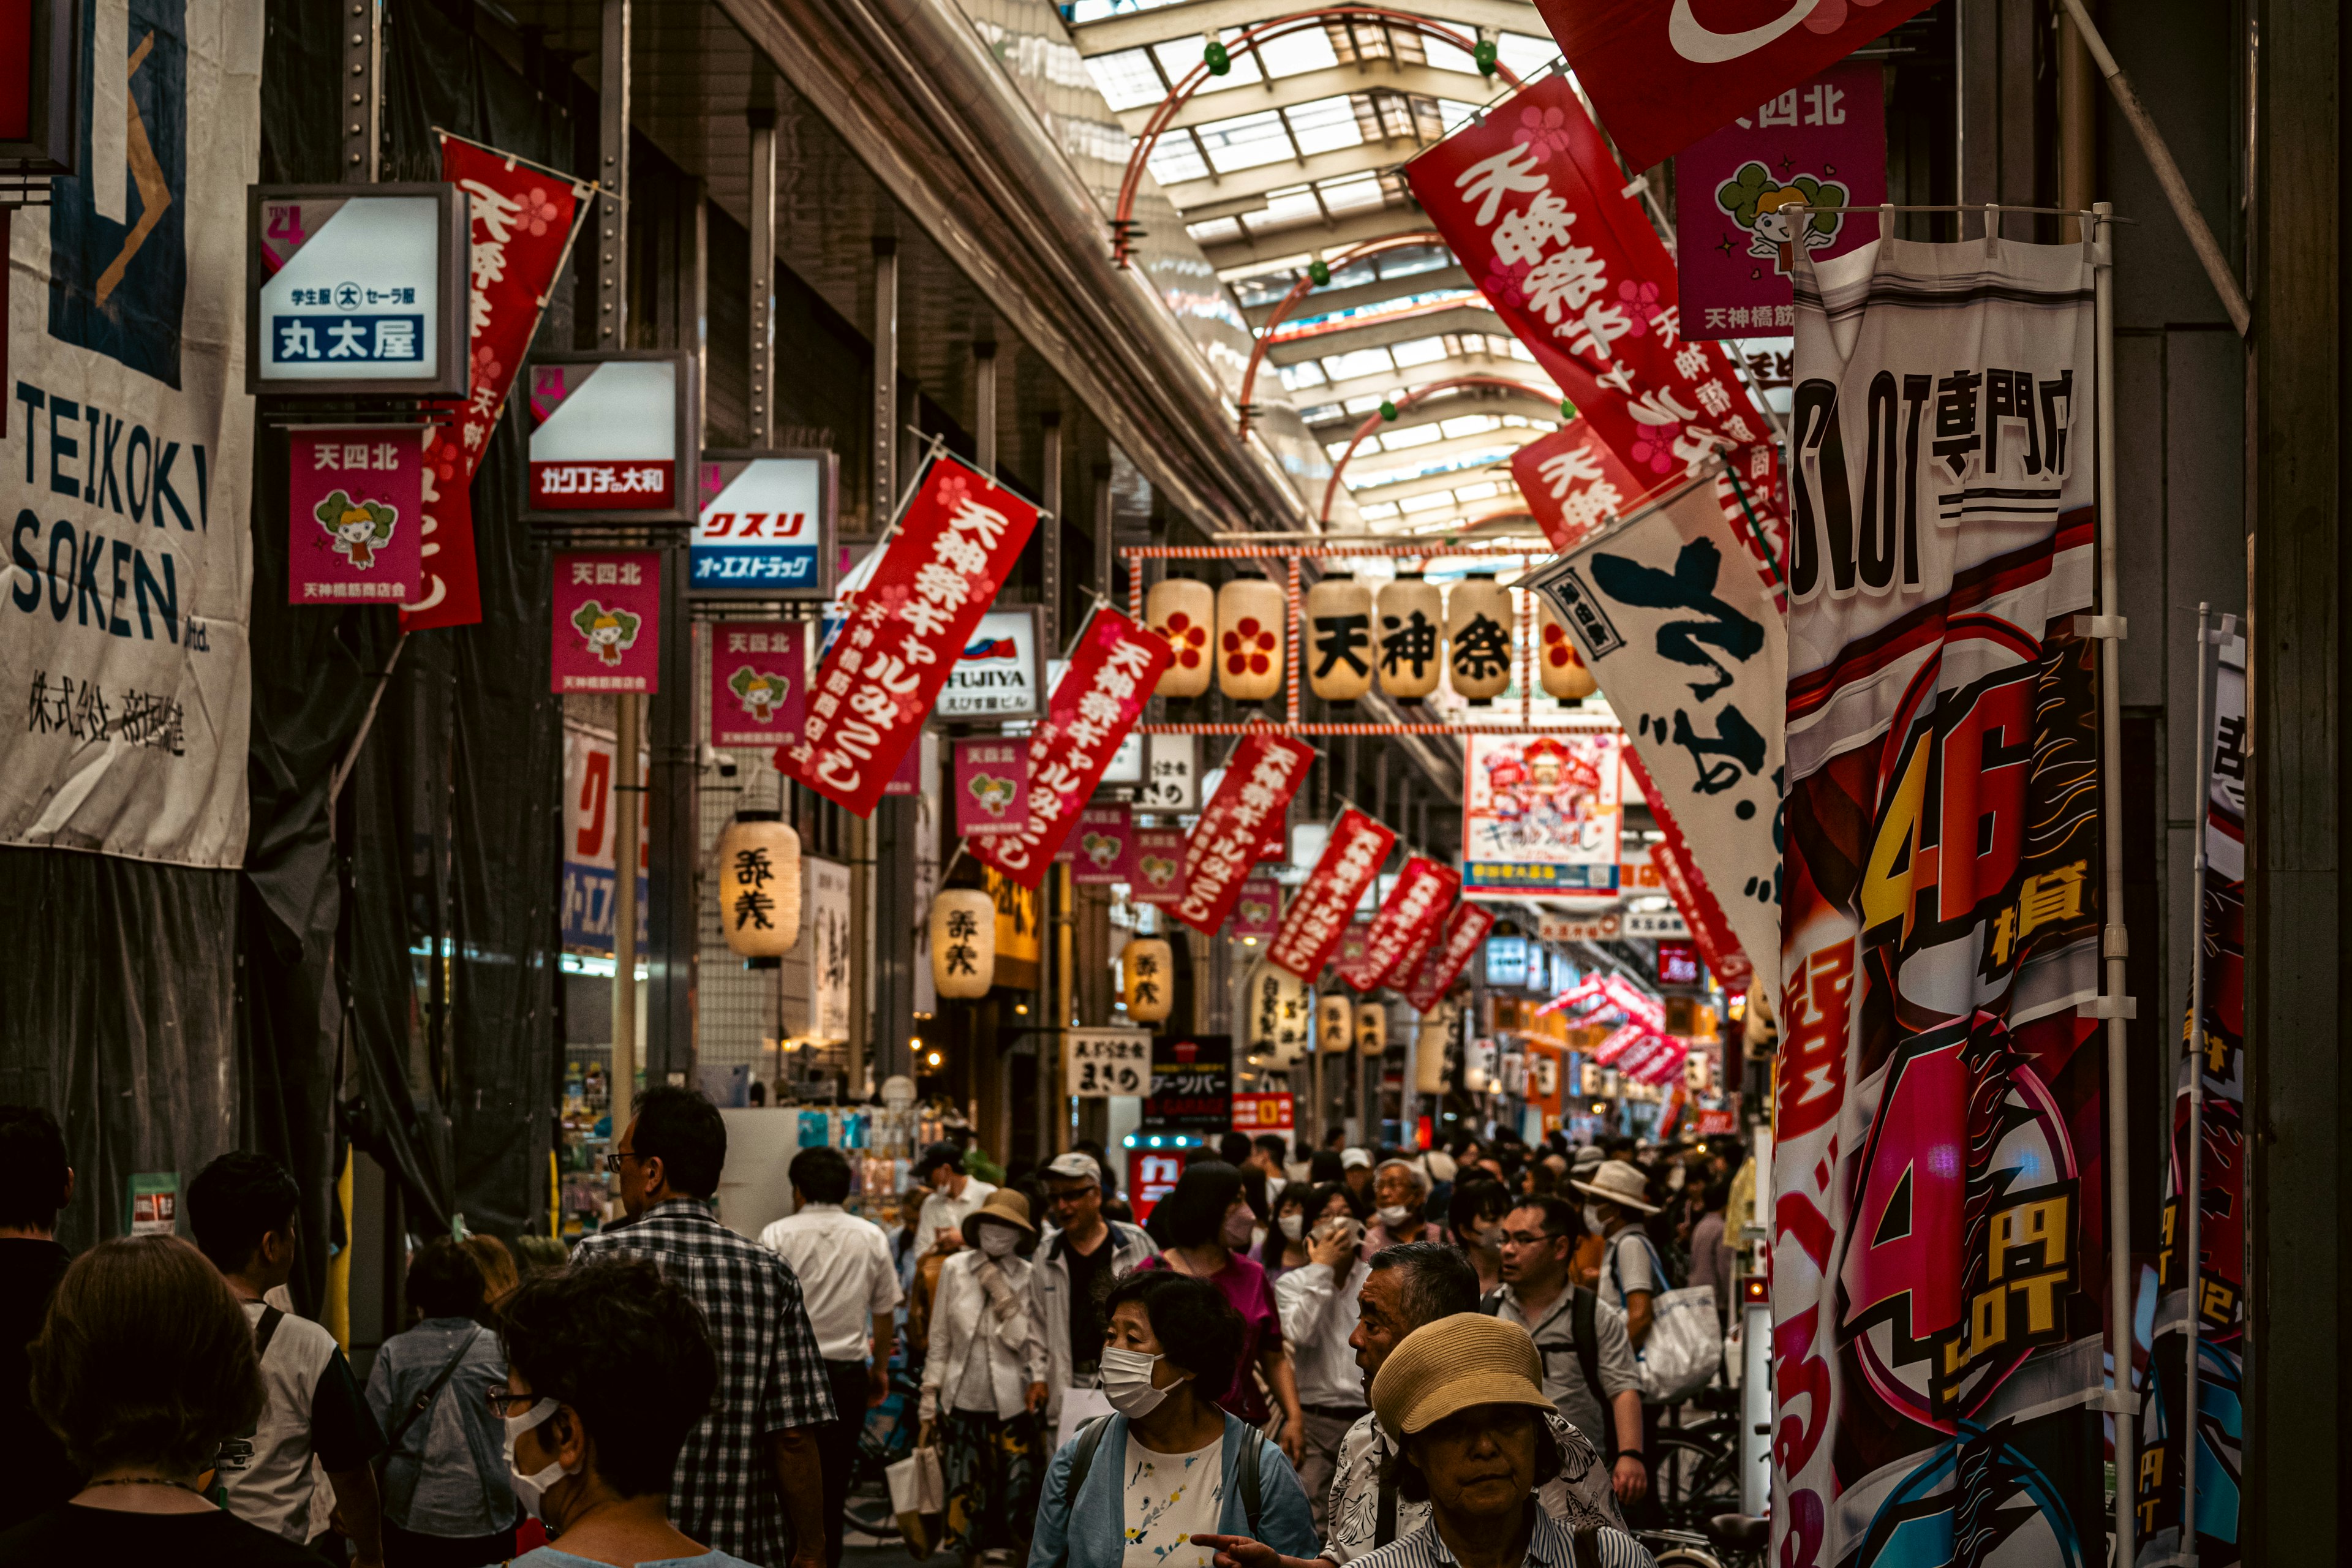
[0,1095,1750,1568]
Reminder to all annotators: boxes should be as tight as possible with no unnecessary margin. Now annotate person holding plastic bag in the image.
[920,1191,1050,1567]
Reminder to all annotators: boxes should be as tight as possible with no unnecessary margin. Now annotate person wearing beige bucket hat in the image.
[921,1189,1050,1567]
[1564,1163,1660,1350]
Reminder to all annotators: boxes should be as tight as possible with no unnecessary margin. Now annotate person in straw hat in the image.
[1348,1316,1652,1568]
[921,1188,1050,1567]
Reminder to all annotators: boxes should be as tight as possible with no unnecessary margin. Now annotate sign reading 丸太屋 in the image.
[692,451,837,598]
[247,184,469,397]
[524,352,697,523]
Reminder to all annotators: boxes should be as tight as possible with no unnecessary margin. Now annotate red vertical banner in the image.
[779,456,1039,816]
[1349,857,1461,993]
[970,608,1169,888]
[1266,808,1397,981]
[1174,734,1316,934]
[1509,418,1649,552]
[405,134,593,631]
[1403,902,1498,1014]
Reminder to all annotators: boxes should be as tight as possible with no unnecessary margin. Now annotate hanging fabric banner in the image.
[2134,631,2247,1568]
[551,552,660,694]
[406,132,594,630]
[1267,807,1398,981]
[1234,876,1283,943]
[710,621,808,751]
[1523,474,1781,997]
[1404,75,1782,511]
[970,606,1167,888]
[1510,417,1650,553]
[1531,0,1936,172]
[954,737,1029,846]
[1062,804,1135,887]
[1130,826,1189,908]
[781,454,1041,816]
[1346,856,1460,994]
[1772,235,2105,1568]
[288,429,423,605]
[1403,901,1497,1015]
[1383,901,1449,994]
[1174,734,1316,933]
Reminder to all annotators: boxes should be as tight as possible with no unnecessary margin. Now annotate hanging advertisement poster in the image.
[2135,631,2246,1568]
[1234,876,1283,944]
[1175,734,1316,934]
[1674,61,1887,341]
[1129,826,1188,908]
[3,2,258,865]
[1510,418,1648,554]
[709,621,807,750]
[970,608,1167,888]
[808,856,852,1041]
[954,737,1028,846]
[1532,0,1934,172]
[1404,902,1496,1015]
[1145,1035,1232,1134]
[1523,469,1781,984]
[524,352,696,522]
[1061,805,1133,887]
[247,184,469,396]
[782,454,1039,816]
[690,451,837,598]
[1461,734,1622,895]
[1267,809,1396,982]
[560,721,647,955]
[1771,236,2105,1568]
[287,429,422,605]
[550,552,660,694]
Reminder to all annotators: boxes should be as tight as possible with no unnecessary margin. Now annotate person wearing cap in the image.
[1338,1149,1375,1210]
[1365,1160,1439,1253]
[1349,1317,1653,1568]
[918,1141,1001,1261]
[1033,1151,1158,1425]
[920,1190,1050,1568]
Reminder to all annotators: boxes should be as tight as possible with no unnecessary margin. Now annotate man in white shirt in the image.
[760,1146,902,1568]
[913,1140,997,1258]
[1271,1215,1368,1532]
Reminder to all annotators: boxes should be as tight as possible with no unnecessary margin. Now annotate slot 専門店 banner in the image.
[1267,807,1396,982]
[1772,233,2106,1568]
[1174,734,1314,934]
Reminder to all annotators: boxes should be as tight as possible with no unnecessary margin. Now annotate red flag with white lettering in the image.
[970,608,1169,890]
[1174,734,1316,935]
[1531,0,1938,172]
[1267,808,1397,982]
[778,455,1039,816]
[1403,902,1498,1014]
[1348,857,1461,994]
[1509,418,1651,552]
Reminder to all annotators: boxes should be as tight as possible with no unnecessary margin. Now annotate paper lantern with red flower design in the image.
[1216,576,1285,704]
[1147,578,1214,698]
[1536,601,1597,700]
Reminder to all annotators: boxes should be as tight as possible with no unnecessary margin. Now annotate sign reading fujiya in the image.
[970,608,1168,888]
[551,552,660,694]
[1175,734,1316,934]
[1267,808,1396,982]
[288,429,420,605]
[1403,902,1496,1015]
[780,455,1039,816]
[1349,857,1461,994]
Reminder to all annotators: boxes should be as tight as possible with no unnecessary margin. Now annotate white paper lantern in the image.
[1246,960,1309,1067]
[715,813,802,968]
[1446,577,1513,704]
[1216,575,1286,704]
[929,889,997,999]
[1414,1002,1456,1095]
[1354,1000,1388,1057]
[1303,578,1374,703]
[1537,600,1597,699]
[1147,578,1215,698]
[1123,937,1175,1024]
[1376,576,1442,704]
[1317,993,1353,1054]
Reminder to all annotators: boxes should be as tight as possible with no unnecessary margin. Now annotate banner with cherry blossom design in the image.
[1403,901,1496,1014]
[1174,734,1316,935]
[778,454,1039,815]
[1510,417,1650,553]
[970,608,1168,889]
[1267,808,1397,982]
[1346,856,1460,994]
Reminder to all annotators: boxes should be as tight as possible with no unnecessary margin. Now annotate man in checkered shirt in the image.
[575,1086,835,1567]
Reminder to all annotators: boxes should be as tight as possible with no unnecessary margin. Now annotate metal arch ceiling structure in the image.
[1072,0,1567,547]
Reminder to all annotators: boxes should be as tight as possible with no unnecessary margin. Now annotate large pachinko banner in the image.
[3,1,259,866]
[1405,76,1782,510]
[2133,632,2246,1568]
[970,608,1167,888]
[1773,236,2107,1568]
[1267,807,1396,982]
[1174,734,1314,933]
[1461,733,1622,895]
[780,454,1039,816]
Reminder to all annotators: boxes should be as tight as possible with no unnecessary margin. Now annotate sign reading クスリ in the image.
[692,451,837,598]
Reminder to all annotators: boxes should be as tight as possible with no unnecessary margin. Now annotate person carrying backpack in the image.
[1485,1199,1646,1511]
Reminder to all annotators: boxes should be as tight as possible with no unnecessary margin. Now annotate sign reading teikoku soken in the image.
[1267,808,1396,983]
[1771,232,2105,1568]
[1174,734,1315,934]
[780,454,1039,816]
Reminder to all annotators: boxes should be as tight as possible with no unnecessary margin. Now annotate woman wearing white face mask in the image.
[918,1189,1050,1568]
[491,1256,745,1568]
[1028,1271,1317,1568]
[1255,1182,1362,1289]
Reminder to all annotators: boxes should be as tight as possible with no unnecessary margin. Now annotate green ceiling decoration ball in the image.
[1379,399,1399,421]
[1559,398,1577,420]
[1307,258,1331,287]
[1473,40,1499,77]
[1205,40,1232,75]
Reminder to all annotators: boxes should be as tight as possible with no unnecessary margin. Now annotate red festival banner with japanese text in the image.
[1403,901,1496,1015]
[1267,808,1396,982]
[1406,76,1784,517]
[1510,418,1649,553]
[970,609,1168,889]
[1619,745,1752,995]
[1174,734,1315,935]
[780,456,1039,816]
[406,134,592,631]
[1347,857,1460,994]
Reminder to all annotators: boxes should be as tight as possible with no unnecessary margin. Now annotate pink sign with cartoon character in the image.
[288,428,422,605]
[551,551,662,693]
[709,620,807,748]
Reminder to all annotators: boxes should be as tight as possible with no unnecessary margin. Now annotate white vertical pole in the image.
[2179,602,2217,1567]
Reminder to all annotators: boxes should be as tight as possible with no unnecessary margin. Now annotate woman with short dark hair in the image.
[1027,1270,1317,1568]
[364,1238,518,1568]
[1137,1162,1304,1463]
[0,1235,318,1565]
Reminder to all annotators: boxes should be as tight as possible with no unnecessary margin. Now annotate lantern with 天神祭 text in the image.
[1147,577,1214,698]
[715,812,801,969]
[929,888,996,999]
[1304,577,1374,704]
[1445,576,1513,704]
[1123,937,1174,1025]
[1376,574,1442,704]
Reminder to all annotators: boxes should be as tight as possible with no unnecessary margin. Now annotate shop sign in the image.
[287,428,421,605]
[1132,1150,1188,1222]
[1067,1027,1152,1097]
[1403,902,1496,1015]
[1352,856,1461,993]
[782,454,1039,816]
[127,1171,177,1236]
[1060,804,1133,886]
[709,620,807,751]
[1144,1034,1232,1133]
[1095,730,1147,785]
[988,868,1041,967]
[1128,826,1188,907]
[808,856,851,1040]
[938,606,1045,719]
[247,183,469,397]
[1463,734,1622,895]
[1232,1092,1294,1133]
[1656,940,1702,987]
[1510,419,1648,554]
[1174,734,1315,934]
[1484,935,1531,989]
[560,722,647,955]
[1539,910,1622,943]
[1694,1109,1736,1137]
[550,551,660,694]
[690,451,837,598]
[954,737,1029,846]
[1137,732,1198,809]
[523,351,698,523]
[1675,60,1886,341]
[1267,809,1396,982]
[1234,876,1283,943]
[971,608,1167,888]
[1623,908,1692,940]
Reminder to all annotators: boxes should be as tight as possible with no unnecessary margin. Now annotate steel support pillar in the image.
[869,234,914,1088]
[747,107,777,447]
[343,0,380,181]
[600,0,638,1141]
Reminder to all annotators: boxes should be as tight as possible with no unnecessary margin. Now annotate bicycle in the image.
[844,1361,923,1541]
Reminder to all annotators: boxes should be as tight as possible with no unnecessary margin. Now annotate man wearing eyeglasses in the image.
[1487,1197,1646,1510]
[1029,1151,1156,1427]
